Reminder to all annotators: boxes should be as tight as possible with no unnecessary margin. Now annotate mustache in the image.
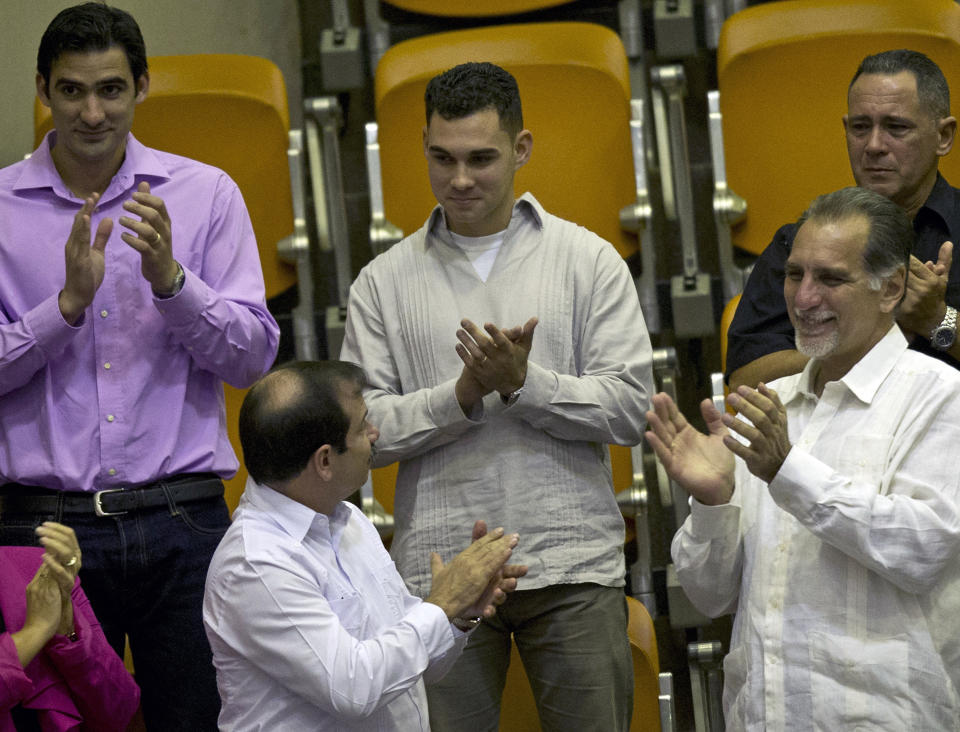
[793,309,837,325]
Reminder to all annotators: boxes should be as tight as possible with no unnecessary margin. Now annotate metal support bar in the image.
[688,641,725,732]
[362,0,391,75]
[659,672,678,732]
[304,97,352,310]
[365,122,404,256]
[277,130,318,361]
[620,99,660,334]
[707,91,746,301]
[653,65,715,338]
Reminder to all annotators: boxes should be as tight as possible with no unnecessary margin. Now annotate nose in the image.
[864,125,886,154]
[791,274,822,310]
[451,162,473,190]
[80,93,106,127]
[368,423,380,444]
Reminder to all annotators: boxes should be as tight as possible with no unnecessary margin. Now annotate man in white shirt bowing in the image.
[647,186,960,730]
[203,360,526,731]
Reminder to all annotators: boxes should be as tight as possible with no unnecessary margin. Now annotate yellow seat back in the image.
[718,0,960,256]
[374,21,636,259]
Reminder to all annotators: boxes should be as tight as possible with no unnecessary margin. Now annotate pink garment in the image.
[0,547,139,731]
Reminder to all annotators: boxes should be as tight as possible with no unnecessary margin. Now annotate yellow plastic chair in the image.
[718,0,960,256]
[35,54,298,512]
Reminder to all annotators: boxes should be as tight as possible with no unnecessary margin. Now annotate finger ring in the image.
[65,556,78,568]
[478,355,488,364]
[152,232,161,244]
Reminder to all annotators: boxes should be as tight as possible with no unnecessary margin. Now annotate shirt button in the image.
[104,362,111,370]
[108,468,116,476]
[106,415,115,422]
[100,310,108,318]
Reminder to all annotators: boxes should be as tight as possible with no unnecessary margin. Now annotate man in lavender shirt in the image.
[0,4,279,730]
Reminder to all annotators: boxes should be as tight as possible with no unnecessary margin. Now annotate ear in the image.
[841,114,850,134]
[36,72,51,108]
[513,129,532,171]
[310,444,334,482]
[422,125,430,157]
[937,116,956,157]
[135,72,150,105]
[880,266,907,313]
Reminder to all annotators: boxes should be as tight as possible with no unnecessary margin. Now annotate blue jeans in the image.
[0,493,229,731]
[426,583,633,732]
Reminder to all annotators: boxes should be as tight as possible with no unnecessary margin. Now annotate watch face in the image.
[934,328,956,350]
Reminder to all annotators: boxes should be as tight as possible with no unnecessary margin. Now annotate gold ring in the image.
[152,232,161,244]
[65,556,78,568]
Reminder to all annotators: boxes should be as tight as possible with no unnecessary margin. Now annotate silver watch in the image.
[930,305,958,351]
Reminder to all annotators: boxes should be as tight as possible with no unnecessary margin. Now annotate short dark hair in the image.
[425,62,523,137]
[239,361,367,486]
[850,49,950,120]
[798,187,913,290]
[37,2,148,92]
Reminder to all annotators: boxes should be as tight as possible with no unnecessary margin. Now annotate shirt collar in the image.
[12,131,172,203]
[426,191,545,243]
[782,323,907,405]
[242,477,353,547]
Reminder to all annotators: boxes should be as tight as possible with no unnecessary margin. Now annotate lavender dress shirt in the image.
[0,132,279,491]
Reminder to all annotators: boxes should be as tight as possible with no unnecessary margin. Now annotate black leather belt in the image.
[0,473,224,517]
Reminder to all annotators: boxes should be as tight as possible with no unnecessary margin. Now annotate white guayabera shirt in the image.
[674,325,960,731]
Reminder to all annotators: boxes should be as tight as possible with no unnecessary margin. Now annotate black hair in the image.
[425,61,523,137]
[239,361,367,486]
[37,2,147,91]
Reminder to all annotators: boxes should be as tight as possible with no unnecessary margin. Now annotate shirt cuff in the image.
[151,265,202,322]
[407,602,460,657]
[687,497,740,539]
[22,291,83,354]
[768,447,833,518]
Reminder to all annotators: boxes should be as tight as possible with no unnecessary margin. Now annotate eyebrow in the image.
[54,76,129,89]
[426,144,500,156]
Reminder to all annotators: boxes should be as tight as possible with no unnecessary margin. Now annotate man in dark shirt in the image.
[727,49,960,390]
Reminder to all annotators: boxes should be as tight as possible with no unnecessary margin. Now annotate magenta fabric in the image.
[0,132,280,491]
[0,547,140,731]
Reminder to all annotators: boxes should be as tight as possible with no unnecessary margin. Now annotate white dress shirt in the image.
[203,478,467,731]
[673,326,960,730]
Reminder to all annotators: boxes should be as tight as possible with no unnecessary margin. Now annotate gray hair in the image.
[797,187,913,291]
[850,49,950,120]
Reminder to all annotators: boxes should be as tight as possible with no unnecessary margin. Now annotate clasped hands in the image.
[426,520,528,623]
[898,240,952,338]
[59,181,180,324]
[454,316,538,413]
[644,383,792,506]
[12,522,82,667]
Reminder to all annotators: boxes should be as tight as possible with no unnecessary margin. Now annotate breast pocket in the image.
[835,434,892,490]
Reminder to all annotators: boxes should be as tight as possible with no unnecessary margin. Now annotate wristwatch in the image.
[930,305,958,351]
[500,386,524,407]
[451,616,482,632]
[153,262,185,299]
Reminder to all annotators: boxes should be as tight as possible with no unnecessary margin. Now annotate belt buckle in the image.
[93,488,126,517]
